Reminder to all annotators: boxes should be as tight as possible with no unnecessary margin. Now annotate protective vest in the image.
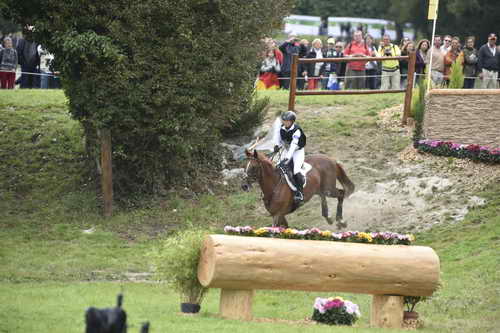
[280,124,306,149]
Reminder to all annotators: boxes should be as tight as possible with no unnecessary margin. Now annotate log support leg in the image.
[371,295,404,329]
[219,289,254,321]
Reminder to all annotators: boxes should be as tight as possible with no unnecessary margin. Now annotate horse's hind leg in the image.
[335,189,347,229]
[321,194,334,225]
[273,215,289,228]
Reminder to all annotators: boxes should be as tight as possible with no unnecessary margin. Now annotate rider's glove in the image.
[273,145,280,153]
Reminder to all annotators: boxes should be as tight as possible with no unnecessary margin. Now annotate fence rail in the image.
[288,52,417,125]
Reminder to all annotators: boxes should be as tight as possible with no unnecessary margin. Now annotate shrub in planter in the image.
[312,297,361,326]
[150,228,210,312]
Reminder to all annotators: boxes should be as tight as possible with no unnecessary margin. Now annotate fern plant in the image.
[448,59,464,88]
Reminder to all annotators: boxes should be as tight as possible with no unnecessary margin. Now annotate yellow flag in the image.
[428,0,439,20]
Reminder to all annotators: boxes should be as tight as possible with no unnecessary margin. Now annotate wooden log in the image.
[198,235,440,296]
[288,54,298,111]
[299,56,409,63]
[219,289,254,321]
[402,51,417,125]
[100,129,113,217]
[371,295,404,329]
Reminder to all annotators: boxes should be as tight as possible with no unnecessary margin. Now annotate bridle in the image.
[243,151,285,206]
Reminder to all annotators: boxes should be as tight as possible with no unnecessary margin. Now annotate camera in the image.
[384,48,392,56]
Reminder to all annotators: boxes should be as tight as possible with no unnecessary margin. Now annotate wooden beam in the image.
[288,54,298,111]
[296,89,405,95]
[429,89,500,95]
[100,129,113,217]
[402,51,417,125]
[219,289,254,321]
[371,295,404,329]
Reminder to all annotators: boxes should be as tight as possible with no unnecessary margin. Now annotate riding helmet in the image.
[281,111,296,122]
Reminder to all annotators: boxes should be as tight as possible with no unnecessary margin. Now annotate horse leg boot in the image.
[293,173,305,202]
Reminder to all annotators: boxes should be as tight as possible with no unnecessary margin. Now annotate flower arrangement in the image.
[224,226,415,245]
[417,139,500,164]
[312,296,361,326]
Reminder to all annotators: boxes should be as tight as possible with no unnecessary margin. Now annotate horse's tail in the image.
[336,163,355,198]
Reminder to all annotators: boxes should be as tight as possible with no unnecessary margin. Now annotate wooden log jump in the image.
[198,234,440,328]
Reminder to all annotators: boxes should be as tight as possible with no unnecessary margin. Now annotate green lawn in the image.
[1,89,499,332]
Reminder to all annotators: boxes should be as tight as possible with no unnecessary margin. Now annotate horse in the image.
[241,149,355,229]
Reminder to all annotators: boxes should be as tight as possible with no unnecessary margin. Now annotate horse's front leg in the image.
[321,195,334,225]
[273,215,289,228]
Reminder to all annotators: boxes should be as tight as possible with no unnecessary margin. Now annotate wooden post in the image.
[287,54,298,111]
[371,295,404,329]
[100,129,113,217]
[402,51,417,126]
[219,289,254,321]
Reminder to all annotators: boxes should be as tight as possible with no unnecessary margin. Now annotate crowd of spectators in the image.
[0,34,60,90]
[256,30,500,91]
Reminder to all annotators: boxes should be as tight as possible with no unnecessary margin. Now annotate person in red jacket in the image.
[343,30,372,89]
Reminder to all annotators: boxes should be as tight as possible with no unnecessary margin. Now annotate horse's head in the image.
[241,149,261,192]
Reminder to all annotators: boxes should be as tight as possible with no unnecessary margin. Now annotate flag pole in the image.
[427,18,437,92]
[427,0,439,92]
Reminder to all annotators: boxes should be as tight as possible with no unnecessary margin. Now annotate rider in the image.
[274,111,307,202]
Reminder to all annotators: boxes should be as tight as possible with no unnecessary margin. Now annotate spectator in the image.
[278,33,300,89]
[335,41,347,88]
[322,37,341,89]
[38,45,55,89]
[400,40,415,89]
[343,30,371,89]
[443,37,462,85]
[440,35,452,55]
[318,18,328,36]
[256,49,281,90]
[297,39,309,90]
[305,38,325,90]
[428,35,445,86]
[0,37,18,89]
[364,34,379,90]
[415,39,430,84]
[461,37,478,89]
[378,34,401,90]
[20,38,40,89]
[477,33,499,89]
[399,37,410,50]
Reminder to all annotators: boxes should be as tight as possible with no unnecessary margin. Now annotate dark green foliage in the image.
[417,141,500,164]
[5,0,292,196]
[312,308,357,326]
[404,296,428,312]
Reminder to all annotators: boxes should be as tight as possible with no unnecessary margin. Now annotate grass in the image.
[1,89,499,332]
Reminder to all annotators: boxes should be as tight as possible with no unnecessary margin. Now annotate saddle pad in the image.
[284,162,312,192]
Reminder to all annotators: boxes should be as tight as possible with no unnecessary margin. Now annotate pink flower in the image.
[324,299,344,310]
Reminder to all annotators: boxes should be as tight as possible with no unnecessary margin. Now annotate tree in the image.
[4,0,293,196]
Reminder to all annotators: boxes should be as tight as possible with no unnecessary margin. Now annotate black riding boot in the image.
[294,173,305,202]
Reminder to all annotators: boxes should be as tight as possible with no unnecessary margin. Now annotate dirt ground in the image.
[245,104,500,233]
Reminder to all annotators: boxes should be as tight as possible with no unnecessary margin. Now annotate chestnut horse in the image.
[241,150,355,229]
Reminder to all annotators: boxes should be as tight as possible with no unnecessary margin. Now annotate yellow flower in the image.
[321,231,332,237]
[255,228,268,235]
[358,232,373,242]
[334,296,344,301]
[409,234,415,242]
[284,228,297,234]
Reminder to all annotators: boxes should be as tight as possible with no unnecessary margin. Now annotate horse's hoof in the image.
[336,221,348,229]
[325,217,334,225]
[336,215,343,222]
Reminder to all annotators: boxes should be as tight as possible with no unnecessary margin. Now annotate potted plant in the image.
[312,296,361,326]
[150,227,210,313]
[403,296,428,320]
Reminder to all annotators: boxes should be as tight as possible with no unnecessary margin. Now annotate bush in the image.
[404,296,429,312]
[150,228,211,304]
[448,59,464,89]
[411,79,427,147]
[8,0,293,196]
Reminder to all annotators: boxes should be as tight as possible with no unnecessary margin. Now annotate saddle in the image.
[277,160,312,192]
